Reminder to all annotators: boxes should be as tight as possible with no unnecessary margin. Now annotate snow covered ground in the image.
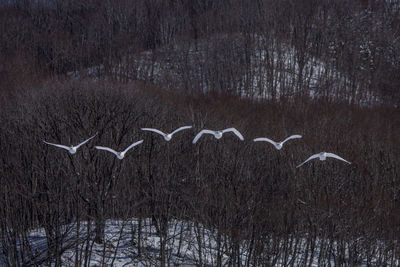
[1,218,398,266]
[67,35,381,105]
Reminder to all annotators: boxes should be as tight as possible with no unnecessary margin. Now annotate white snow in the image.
[1,218,398,266]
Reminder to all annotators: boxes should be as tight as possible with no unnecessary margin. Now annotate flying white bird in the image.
[43,133,98,154]
[141,126,192,141]
[253,135,302,150]
[296,152,351,168]
[95,140,143,160]
[192,128,244,144]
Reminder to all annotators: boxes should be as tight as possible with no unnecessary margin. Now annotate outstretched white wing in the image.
[171,126,192,135]
[253,137,278,146]
[75,132,98,149]
[192,129,215,144]
[325,153,351,164]
[95,146,120,157]
[296,153,321,168]
[123,140,144,154]
[43,141,71,151]
[282,135,302,144]
[141,128,166,137]
[222,128,244,140]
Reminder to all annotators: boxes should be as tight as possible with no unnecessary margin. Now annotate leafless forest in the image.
[0,0,399,266]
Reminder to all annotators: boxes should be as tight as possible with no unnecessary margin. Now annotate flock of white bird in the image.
[43,126,351,168]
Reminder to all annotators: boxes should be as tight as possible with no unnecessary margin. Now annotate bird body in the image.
[192,128,244,144]
[164,134,173,141]
[214,131,223,139]
[69,146,78,154]
[253,135,302,150]
[296,152,351,168]
[141,126,192,141]
[95,140,143,160]
[43,133,98,154]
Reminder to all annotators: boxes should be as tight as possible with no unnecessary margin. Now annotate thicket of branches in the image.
[0,0,399,266]
[1,0,399,105]
[0,80,399,266]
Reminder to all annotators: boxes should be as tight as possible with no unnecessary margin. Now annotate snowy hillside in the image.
[70,34,384,106]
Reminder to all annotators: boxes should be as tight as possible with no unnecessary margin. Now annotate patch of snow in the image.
[1,219,399,266]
